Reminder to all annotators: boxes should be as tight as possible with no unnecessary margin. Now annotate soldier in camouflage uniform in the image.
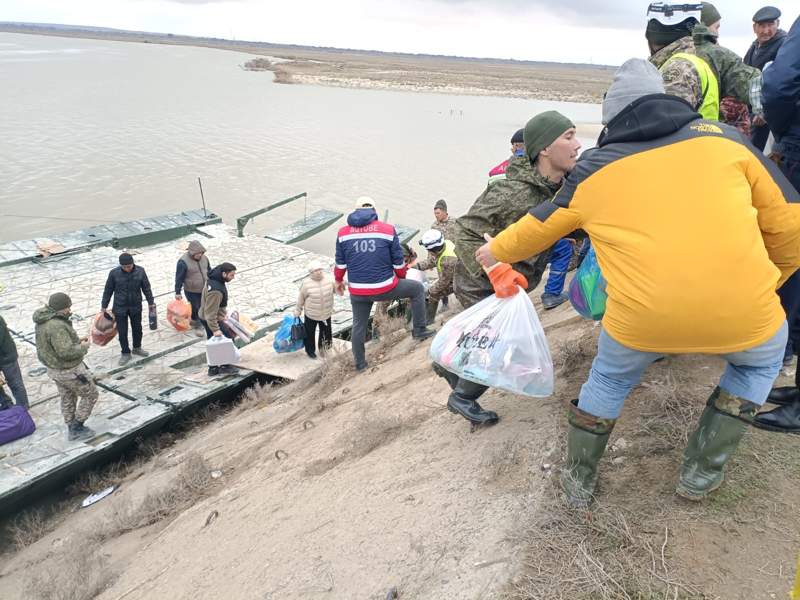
[33,293,98,441]
[415,229,457,323]
[431,199,455,241]
[435,111,581,426]
[647,4,759,118]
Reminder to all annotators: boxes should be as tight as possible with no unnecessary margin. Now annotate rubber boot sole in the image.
[750,421,800,434]
[675,474,724,501]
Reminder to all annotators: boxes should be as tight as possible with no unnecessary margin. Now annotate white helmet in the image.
[419,229,445,251]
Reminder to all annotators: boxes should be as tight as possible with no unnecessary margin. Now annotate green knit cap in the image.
[48,292,72,311]
[701,2,721,27]
[524,111,575,162]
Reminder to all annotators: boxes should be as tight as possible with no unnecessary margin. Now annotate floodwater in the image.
[0,32,601,256]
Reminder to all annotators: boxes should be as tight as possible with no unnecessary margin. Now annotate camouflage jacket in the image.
[416,251,456,302]
[431,217,455,241]
[453,156,561,283]
[32,306,88,370]
[650,25,759,111]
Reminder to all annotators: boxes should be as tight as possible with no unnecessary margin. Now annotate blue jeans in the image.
[544,238,573,296]
[578,323,788,419]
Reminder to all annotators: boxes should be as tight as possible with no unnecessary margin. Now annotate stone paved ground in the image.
[0,223,355,508]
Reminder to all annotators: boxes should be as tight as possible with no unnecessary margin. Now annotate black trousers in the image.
[304,317,332,357]
[115,309,142,354]
[185,291,202,321]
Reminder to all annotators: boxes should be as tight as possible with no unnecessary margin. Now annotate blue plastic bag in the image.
[273,315,305,353]
[568,245,607,320]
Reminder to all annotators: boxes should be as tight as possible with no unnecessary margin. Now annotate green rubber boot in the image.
[425,299,439,326]
[676,387,758,501]
[561,399,616,508]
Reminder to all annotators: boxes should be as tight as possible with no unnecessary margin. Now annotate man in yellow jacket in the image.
[476,59,800,507]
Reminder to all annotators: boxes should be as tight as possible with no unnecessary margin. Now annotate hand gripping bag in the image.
[91,312,117,346]
[273,315,305,353]
[568,245,607,321]
[430,290,554,397]
[167,299,192,332]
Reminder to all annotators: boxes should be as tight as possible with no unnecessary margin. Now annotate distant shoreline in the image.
[1,24,614,104]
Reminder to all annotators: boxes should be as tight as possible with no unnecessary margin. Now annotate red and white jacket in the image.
[334,209,407,296]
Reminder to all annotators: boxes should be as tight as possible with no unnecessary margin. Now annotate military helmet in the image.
[419,229,445,251]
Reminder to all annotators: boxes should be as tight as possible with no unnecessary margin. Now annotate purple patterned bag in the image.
[0,406,36,446]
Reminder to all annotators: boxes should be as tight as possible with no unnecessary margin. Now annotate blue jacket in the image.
[763,16,800,158]
[334,209,407,296]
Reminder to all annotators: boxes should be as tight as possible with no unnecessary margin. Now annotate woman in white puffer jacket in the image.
[294,260,335,358]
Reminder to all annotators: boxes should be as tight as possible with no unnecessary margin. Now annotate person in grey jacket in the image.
[101,253,155,365]
[174,240,210,328]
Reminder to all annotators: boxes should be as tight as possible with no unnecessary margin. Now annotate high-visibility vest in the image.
[792,553,800,599]
[436,240,457,274]
[662,51,720,121]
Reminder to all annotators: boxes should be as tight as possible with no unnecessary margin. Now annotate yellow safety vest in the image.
[662,52,720,121]
[436,240,457,274]
[792,553,800,599]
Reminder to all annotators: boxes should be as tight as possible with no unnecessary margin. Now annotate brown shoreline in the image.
[2,25,613,104]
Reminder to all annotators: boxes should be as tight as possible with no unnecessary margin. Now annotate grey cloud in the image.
[431,0,762,36]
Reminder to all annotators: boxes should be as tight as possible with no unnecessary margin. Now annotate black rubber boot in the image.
[446,378,498,426]
[425,299,439,325]
[753,400,800,433]
[67,422,96,441]
[431,362,459,390]
[561,399,616,508]
[766,386,799,406]
[676,388,758,500]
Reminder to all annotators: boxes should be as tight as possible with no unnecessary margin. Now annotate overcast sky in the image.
[3,0,799,65]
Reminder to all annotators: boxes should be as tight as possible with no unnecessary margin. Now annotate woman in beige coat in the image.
[294,260,335,358]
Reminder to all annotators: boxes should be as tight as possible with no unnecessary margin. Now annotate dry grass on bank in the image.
[504,353,800,600]
[20,453,219,600]
[27,541,116,600]
[89,453,215,543]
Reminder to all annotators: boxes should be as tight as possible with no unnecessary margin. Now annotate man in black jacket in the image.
[0,313,28,409]
[755,14,800,433]
[101,253,155,365]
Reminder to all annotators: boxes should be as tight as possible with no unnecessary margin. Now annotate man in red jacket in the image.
[335,197,435,370]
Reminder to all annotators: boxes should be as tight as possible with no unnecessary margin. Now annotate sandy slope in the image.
[0,304,578,600]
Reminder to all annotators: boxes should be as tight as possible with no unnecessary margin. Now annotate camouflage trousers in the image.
[452,261,494,310]
[48,364,99,425]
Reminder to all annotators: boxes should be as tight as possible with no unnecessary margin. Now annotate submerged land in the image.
[0,22,615,103]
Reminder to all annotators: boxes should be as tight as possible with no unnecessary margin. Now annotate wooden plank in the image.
[235,335,351,380]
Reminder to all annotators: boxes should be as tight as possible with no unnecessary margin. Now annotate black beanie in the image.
[646,17,696,48]
[510,128,524,144]
[434,199,448,212]
[119,252,134,265]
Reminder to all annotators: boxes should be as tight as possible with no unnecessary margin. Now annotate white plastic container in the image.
[206,337,241,366]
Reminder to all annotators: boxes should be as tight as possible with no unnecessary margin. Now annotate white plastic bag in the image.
[429,290,554,397]
[206,336,241,366]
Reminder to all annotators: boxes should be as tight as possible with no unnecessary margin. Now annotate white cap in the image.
[307,259,326,272]
[354,196,377,211]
